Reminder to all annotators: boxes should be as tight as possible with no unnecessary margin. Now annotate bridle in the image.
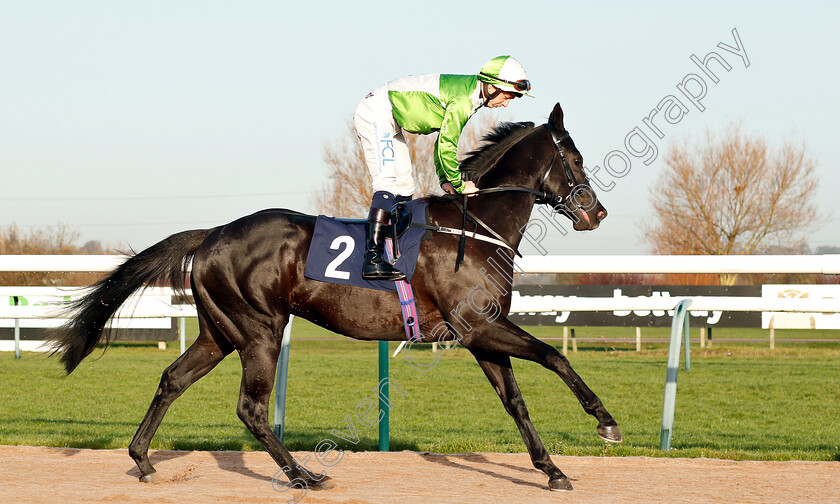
[542,122,586,205]
[464,122,587,208]
[437,123,592,269]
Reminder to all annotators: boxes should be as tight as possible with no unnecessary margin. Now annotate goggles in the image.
[479,72,531,92]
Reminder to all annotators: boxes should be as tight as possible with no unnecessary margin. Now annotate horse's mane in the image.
[460,121,537,182]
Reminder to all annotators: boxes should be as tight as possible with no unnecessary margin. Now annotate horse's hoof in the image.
[598,424,623,443]
[311,476,336,491]
[549,477,573,491]
[139,471,159,483]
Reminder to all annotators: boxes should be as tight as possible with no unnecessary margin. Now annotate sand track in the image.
[1,445,838,503]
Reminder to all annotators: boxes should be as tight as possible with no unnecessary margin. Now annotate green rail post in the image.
[272,315,294,441]
[660,299,692,450]
[378,340,390,451]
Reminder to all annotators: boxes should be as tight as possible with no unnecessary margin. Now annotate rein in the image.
[432,122,584,271]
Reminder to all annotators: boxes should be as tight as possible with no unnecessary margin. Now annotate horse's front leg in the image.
[463,317,623,444]
[469,347,573,491]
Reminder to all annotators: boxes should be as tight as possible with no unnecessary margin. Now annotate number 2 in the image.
[324,235,355,280]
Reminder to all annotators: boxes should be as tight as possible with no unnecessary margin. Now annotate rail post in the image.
[660,298,692,450]
[179,317,186,355]
[272,315,294,441]
[562,326,568,355]
[14,318,20,360]
[12,296,21,360]
[378,340,390,451]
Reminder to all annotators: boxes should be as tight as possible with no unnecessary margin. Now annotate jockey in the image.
[353,55,533,280]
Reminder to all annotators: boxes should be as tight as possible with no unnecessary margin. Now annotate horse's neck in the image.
[443,128,554,248]
[478,129,552,193]
[467,190,537,249]
[469,166,546,248]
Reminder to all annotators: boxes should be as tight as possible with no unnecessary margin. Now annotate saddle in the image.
[303,200,429,293]
[335,201,416,257]
[304,197,515,342]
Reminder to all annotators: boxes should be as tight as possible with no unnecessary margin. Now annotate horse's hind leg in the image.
[233,333,335,491]
[128,316,230,482]
[470,347,573,491]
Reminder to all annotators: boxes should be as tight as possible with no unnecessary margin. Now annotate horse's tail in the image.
[51,228,213,374]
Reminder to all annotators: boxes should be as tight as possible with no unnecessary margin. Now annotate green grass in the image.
[1,319,839,462]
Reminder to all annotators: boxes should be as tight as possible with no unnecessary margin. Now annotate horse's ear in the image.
[549,103,565,131]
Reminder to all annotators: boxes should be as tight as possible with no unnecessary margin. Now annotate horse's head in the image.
[458,105,607,237]
[541,103,608,231]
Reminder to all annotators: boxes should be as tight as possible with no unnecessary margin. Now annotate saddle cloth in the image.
[304,200,429,292]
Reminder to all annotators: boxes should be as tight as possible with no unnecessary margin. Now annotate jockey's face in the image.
[485,85,518,108]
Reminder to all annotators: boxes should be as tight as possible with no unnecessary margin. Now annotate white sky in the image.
[2,1,838,255]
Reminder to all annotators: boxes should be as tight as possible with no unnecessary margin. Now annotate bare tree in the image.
[644,123,825,283]
[0,223,114,286]
[313,112,502,217]
[0,223,81,255]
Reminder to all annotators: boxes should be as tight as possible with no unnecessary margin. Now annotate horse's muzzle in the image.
[572,204,607,231]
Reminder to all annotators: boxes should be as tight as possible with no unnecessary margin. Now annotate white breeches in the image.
[353,86,416,197]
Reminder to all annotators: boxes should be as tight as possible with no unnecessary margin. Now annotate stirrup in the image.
[362,261,405,281]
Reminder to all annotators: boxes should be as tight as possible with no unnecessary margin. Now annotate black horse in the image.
[51,103,621,492]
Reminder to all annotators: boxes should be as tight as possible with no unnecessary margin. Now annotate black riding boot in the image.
[362,208,406,281]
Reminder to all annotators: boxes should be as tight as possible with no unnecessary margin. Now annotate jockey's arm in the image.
[435,98,475,194]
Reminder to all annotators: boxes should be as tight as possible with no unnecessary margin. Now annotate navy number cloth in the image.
[304,200,429,292]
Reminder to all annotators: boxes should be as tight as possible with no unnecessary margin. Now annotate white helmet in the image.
[478,55,534,97]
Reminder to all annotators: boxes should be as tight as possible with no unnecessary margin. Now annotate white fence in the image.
[514,254,840,274]
[4,254,839,354]
[2,254,838,452]
[3,253,840,274]
[4,254,840,327]
[0,279,196,356]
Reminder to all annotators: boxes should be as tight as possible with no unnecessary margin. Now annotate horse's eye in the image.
[575,158,583,167]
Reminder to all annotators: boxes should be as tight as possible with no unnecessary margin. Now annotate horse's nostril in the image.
[597,209,607,220]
